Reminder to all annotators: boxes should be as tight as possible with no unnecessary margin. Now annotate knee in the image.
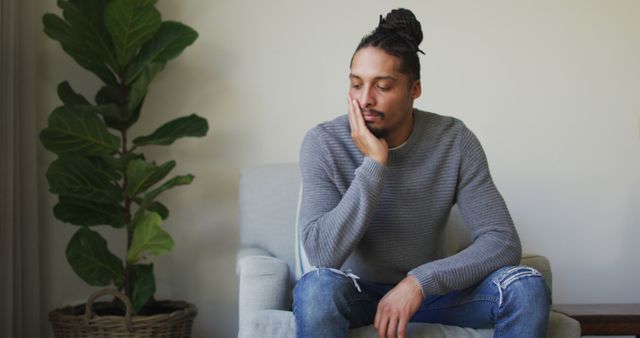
[293,268,356,318]
[494,266,551,309]
[294,268,353,302]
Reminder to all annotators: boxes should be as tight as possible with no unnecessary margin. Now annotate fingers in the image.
[347,97,371,145]
[375,277,424,338]
[376,315,388,338]
[387,316,398,338]
[347,96,356,133]
[375,314,403,338]
[348,96,365,151]
[347,96,363,152]
[397,317,408,338]
[347,96,365,135]
[351,98,366,127]
[375,300,395,338]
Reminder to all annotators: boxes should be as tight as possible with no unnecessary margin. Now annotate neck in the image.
[385,109,414,148]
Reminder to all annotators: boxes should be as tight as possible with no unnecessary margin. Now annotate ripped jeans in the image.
[293,266,551,338]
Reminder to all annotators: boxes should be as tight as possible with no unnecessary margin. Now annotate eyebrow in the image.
[349,74,397,81]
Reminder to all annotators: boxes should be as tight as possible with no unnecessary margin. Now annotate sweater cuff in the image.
[408,268,445,296]
[356,157,387,182]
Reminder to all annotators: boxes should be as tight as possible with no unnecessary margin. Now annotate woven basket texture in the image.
[49,289,197,338]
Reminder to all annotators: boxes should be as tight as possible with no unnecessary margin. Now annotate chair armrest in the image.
[237,248,291,327]
[236,247,273,273]
[548,311,581,338]
[521,252,553,293]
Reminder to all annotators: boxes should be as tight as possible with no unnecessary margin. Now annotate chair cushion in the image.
[239,309,494,338]
[239,309,579,338]
[350,323,493,338]
[239,310,295,338]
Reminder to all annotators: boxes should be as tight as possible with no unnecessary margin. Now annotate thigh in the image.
[350,278,395,328]
[293,268,393,329]
[409,267,513,329]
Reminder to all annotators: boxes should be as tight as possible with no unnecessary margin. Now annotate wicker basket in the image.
[49,288,198,338]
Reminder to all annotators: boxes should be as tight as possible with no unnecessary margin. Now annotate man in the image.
[293,8,550,338]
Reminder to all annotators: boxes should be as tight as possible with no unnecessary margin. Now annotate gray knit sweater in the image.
[299,109,521,296]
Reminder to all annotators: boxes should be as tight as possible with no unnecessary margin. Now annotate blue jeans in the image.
[293,266,551,338]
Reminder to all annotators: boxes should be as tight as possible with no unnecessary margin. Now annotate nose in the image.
[359,85,376,109]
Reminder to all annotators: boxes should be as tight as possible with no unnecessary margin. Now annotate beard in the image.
[365,123,390,138]
[363,108,388,138]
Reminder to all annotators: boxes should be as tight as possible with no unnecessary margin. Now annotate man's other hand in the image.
[374,275,424,338]
[347,97,389,165]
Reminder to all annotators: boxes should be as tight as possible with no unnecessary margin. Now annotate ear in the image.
[411,80,422,99]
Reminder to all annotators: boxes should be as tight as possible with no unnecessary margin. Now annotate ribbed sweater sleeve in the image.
[299,127,387,268]
[407,126,521,295]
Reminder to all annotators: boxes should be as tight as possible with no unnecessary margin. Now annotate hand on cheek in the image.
[347,96,389,165]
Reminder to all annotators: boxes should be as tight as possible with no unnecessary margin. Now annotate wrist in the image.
[407,275,424,300]
[369,154,388,166]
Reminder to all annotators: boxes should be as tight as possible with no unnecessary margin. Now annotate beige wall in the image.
[37,1,640,337]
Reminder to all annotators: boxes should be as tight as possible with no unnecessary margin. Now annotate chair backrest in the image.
[239,163,472,280]
[239,163,300,279]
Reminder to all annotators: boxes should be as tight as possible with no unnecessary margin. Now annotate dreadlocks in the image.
[352,8,424,81]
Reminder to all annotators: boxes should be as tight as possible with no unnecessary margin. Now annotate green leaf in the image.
[131,264,156,312]
[105,0,161,67]
[106,152,145,173]
[54,196,125,228]
[121,153,146,171]
[63,104,123,124]
[57,81,89,105]
[66,227,124,286]
[125,21,198,84]
[43,0,119,84]
[133,114,208,146]
[95,85,131,129]
[40,105,120,156]
[145,175,193,201]
[126,159,176,196]
[127,212,174,263]
[147,201,169,220]
[94,104,123,121]
[95,85,122,106]
[95,85,144,129]
[126,97,144,127]
[128,62,163,113]
[46,156,123,204]
[43,14,116,85]
[88,155,122,181]
[94,152,146,174]
[134,174,192,222]
[133,198,169,220]
[58,0,117,66]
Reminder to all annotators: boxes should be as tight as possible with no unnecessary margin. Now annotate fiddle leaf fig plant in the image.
[40,0,207,312]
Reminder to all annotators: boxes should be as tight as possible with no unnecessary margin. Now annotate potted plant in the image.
[40,0,207,336]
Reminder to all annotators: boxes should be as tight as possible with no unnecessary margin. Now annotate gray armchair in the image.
[236,163,580,338]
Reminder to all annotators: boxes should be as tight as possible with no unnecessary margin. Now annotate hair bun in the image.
[379,8,423,49]
[355,8,424,80]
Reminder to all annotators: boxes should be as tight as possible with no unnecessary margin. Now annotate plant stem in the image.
[119,75,134,303]
[122,126,133,302]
